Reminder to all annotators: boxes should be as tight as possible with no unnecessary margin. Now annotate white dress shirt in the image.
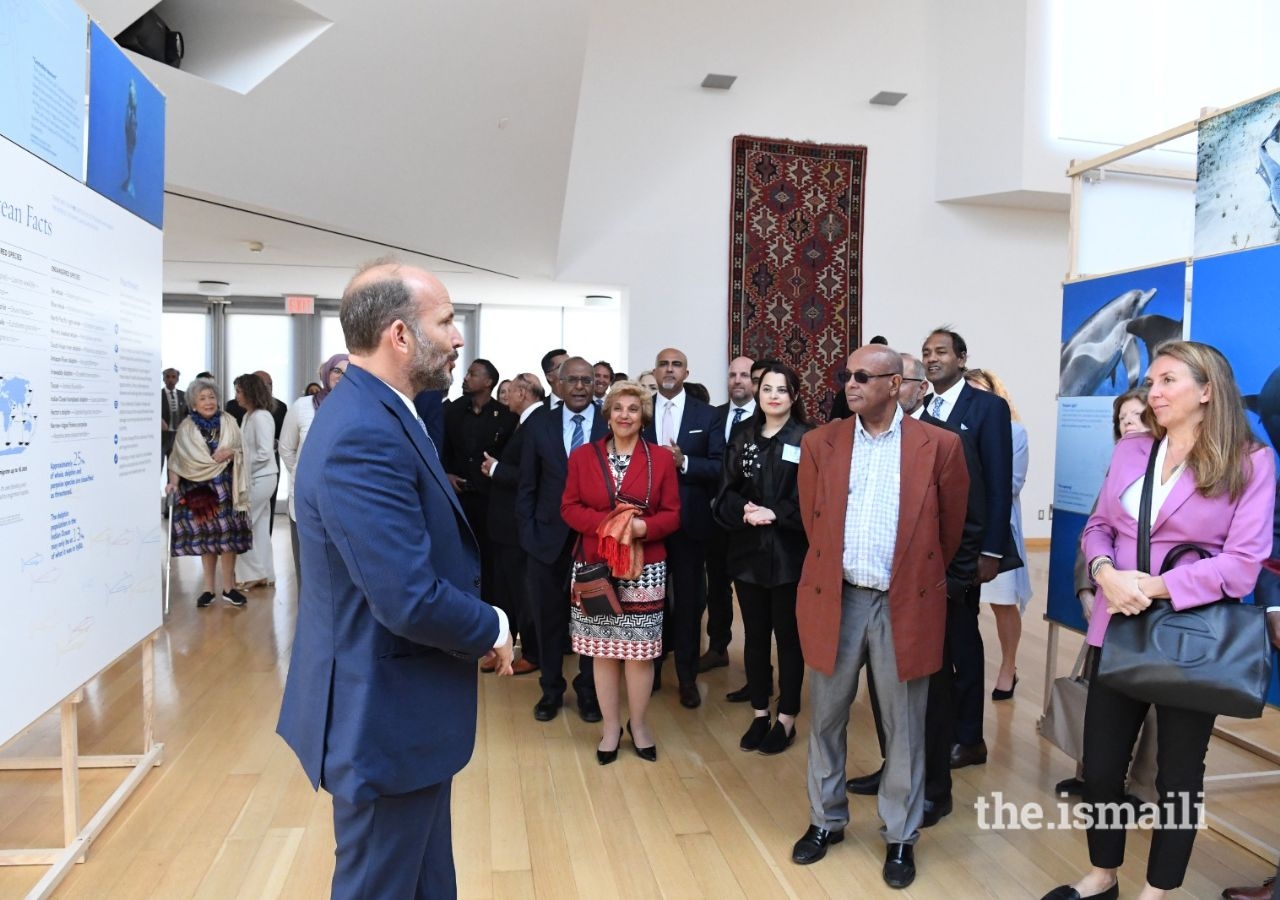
[561,403,597,456]
[927,378,965,422]
[842,405,904,591]
[724,399,756,440]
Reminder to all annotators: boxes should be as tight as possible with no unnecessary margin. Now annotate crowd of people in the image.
[158,259,1280,899]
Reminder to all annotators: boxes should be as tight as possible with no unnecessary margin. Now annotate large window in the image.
[160,311,210,390]
[1051,0,1280,149]
[225,312,297,407]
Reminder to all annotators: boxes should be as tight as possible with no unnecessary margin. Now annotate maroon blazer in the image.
[561,438,681,565]
[796,414,970,681]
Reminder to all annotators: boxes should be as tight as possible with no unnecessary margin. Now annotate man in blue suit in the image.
[921,327,1015,768]
[516,356,605,722]
[643,347,725,708]
[277,260,513,899]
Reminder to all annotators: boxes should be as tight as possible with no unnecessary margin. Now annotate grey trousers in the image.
[806,583,928,845]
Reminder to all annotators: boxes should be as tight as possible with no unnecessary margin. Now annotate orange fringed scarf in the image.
[597,503,645,580]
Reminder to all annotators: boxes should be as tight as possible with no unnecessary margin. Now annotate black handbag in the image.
[1095,441,1273,719]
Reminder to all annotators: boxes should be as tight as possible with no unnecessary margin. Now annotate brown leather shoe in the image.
[698,649,729,672]
[479,657,498,673]
[949,740,988,769]
[511,658,539,675]
[1221,877,1275,900]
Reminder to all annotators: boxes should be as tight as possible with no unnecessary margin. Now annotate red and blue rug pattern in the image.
[728,135,866,420]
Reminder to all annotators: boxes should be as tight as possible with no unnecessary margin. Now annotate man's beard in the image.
[407,321,454,394]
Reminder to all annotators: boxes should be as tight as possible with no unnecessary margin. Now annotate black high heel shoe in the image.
[597,728,623,766]
[626,720,657,762]
[992,673,1018,701]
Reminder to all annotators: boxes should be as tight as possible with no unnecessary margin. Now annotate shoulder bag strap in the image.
[592,441,616,508]
[1137,439,1159,573]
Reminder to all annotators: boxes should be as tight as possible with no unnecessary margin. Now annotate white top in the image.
[278,395,316,520]
[842,405,904,591]
[1119,437,1184,523]
[240,409,279,480]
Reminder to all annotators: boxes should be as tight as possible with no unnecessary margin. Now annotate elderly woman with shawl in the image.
[561,380,680,765]
[166,377,251,608]
[279,353,349,587]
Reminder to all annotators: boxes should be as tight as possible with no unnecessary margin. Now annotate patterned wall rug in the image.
[728,135,866,421]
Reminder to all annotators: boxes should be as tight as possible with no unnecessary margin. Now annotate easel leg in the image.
[59,692,82,849]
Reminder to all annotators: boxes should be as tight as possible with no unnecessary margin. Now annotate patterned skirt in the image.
[171,468,252,557]
[571,560,665,660]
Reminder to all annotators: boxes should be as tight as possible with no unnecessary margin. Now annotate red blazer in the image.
[796,415,970,681]
[561,438,681,565]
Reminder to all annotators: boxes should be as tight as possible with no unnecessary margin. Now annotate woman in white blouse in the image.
[278,354,348,587]
[233,372,279,589]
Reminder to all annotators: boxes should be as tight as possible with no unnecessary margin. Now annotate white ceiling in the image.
[80,0,596,299]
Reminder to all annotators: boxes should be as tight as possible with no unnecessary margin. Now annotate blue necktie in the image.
[570,413,585,451]
[729,406,745,439]
[930,396,944,419]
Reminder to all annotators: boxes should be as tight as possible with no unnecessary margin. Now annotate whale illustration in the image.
[1125,314,1183,362]
[1060,288,1156,397]
[1259,120,1280,222]
[1243,364,1280,452]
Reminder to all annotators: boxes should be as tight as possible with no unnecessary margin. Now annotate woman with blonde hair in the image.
[561,380,681,764]
[1045,341,1274,900]
[963,367,1031,699]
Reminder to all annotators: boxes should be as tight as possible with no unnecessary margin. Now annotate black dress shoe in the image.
[626,720,657,762]
[1040,881,1118,900]
[883,843,915,889]
[922,796,952,828]
[578,696,603,723]
[992,674,1018,701]
[533,695,562,722]
[725,683,751,702]
[949,740,987,769]
[1054,776,1086,797]
[697,648,729,672]
[597,728,623,766]
[757,720,795,755]
[739,715,771,751]
[846,765,883,795]
[678,682,702,709]
[791,825,843,865]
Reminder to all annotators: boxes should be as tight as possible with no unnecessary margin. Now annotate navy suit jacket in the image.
[942,382,1014,559]
[642,392,725,540]
[515,404,608,564]
[277,364,500,805]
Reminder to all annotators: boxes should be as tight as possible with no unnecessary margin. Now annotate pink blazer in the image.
[1081,433,1275,647]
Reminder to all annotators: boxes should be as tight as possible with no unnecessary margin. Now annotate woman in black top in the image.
[714,363,813,755]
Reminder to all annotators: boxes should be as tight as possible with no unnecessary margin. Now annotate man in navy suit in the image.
[277,260,514,899]
[921,327,1014,768]
[643,347,725,708]
[516,356,605,722]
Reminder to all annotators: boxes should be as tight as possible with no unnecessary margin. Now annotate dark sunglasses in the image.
[835,370,898,386]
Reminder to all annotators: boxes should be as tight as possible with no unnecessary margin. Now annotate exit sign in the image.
[285,294,315,315]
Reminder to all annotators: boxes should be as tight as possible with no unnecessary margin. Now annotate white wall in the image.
[556,0,1067,537]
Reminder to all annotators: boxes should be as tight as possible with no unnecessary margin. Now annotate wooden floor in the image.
[2,523,1278,899]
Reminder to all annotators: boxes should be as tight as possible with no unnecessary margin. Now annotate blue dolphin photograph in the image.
[1059,261,1188,398]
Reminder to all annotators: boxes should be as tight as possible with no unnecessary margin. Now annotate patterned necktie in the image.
[415,415,439,455]
[930,395,944,419]
[662,400,675,445]
[729,406,744,439]
[570,413,585,451]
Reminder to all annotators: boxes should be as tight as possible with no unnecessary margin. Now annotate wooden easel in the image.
[0,632,165,899]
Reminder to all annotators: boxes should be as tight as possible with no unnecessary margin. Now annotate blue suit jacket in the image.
[642,392,725,540]
[944,382,1014,558]
[515,403,608,564]
[276,364,500,805]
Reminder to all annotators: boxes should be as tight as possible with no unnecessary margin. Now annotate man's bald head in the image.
[341,259,447,354]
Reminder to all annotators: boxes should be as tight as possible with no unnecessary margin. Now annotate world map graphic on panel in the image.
[0,376,36,455]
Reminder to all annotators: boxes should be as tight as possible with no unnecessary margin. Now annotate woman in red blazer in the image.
[561,381,681,764]
[1047,341,1275,900]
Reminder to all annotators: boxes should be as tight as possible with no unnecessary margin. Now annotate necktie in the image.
[570,413,585,451]
[662,400,675,445]
[729,406,745,439]
[167,390,178,427]
[415,415,439,455]
[930,395,944,419]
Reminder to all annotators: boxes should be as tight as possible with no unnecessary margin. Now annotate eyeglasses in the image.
[900,377,923,383]
[835,370,898,386]
[561,376,594,387]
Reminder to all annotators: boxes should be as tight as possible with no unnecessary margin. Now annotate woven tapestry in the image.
[728,135,866,420]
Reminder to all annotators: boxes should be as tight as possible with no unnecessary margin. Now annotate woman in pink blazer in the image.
[1044,341,1275,900]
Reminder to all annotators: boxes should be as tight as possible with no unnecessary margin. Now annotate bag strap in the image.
[1069,642,1090,680]
[591,442,616,508]
[1137,439,1159,573]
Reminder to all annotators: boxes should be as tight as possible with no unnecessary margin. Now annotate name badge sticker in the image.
[781,444,801,463]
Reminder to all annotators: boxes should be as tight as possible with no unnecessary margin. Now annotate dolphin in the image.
[1243,364,1280,451]
[1125,314,1183,362]
[1258,119,1280,222]
[1060,288,1156,397]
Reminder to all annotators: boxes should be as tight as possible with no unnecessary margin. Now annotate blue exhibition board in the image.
[0,0,89,179]
[86,23,165,228]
